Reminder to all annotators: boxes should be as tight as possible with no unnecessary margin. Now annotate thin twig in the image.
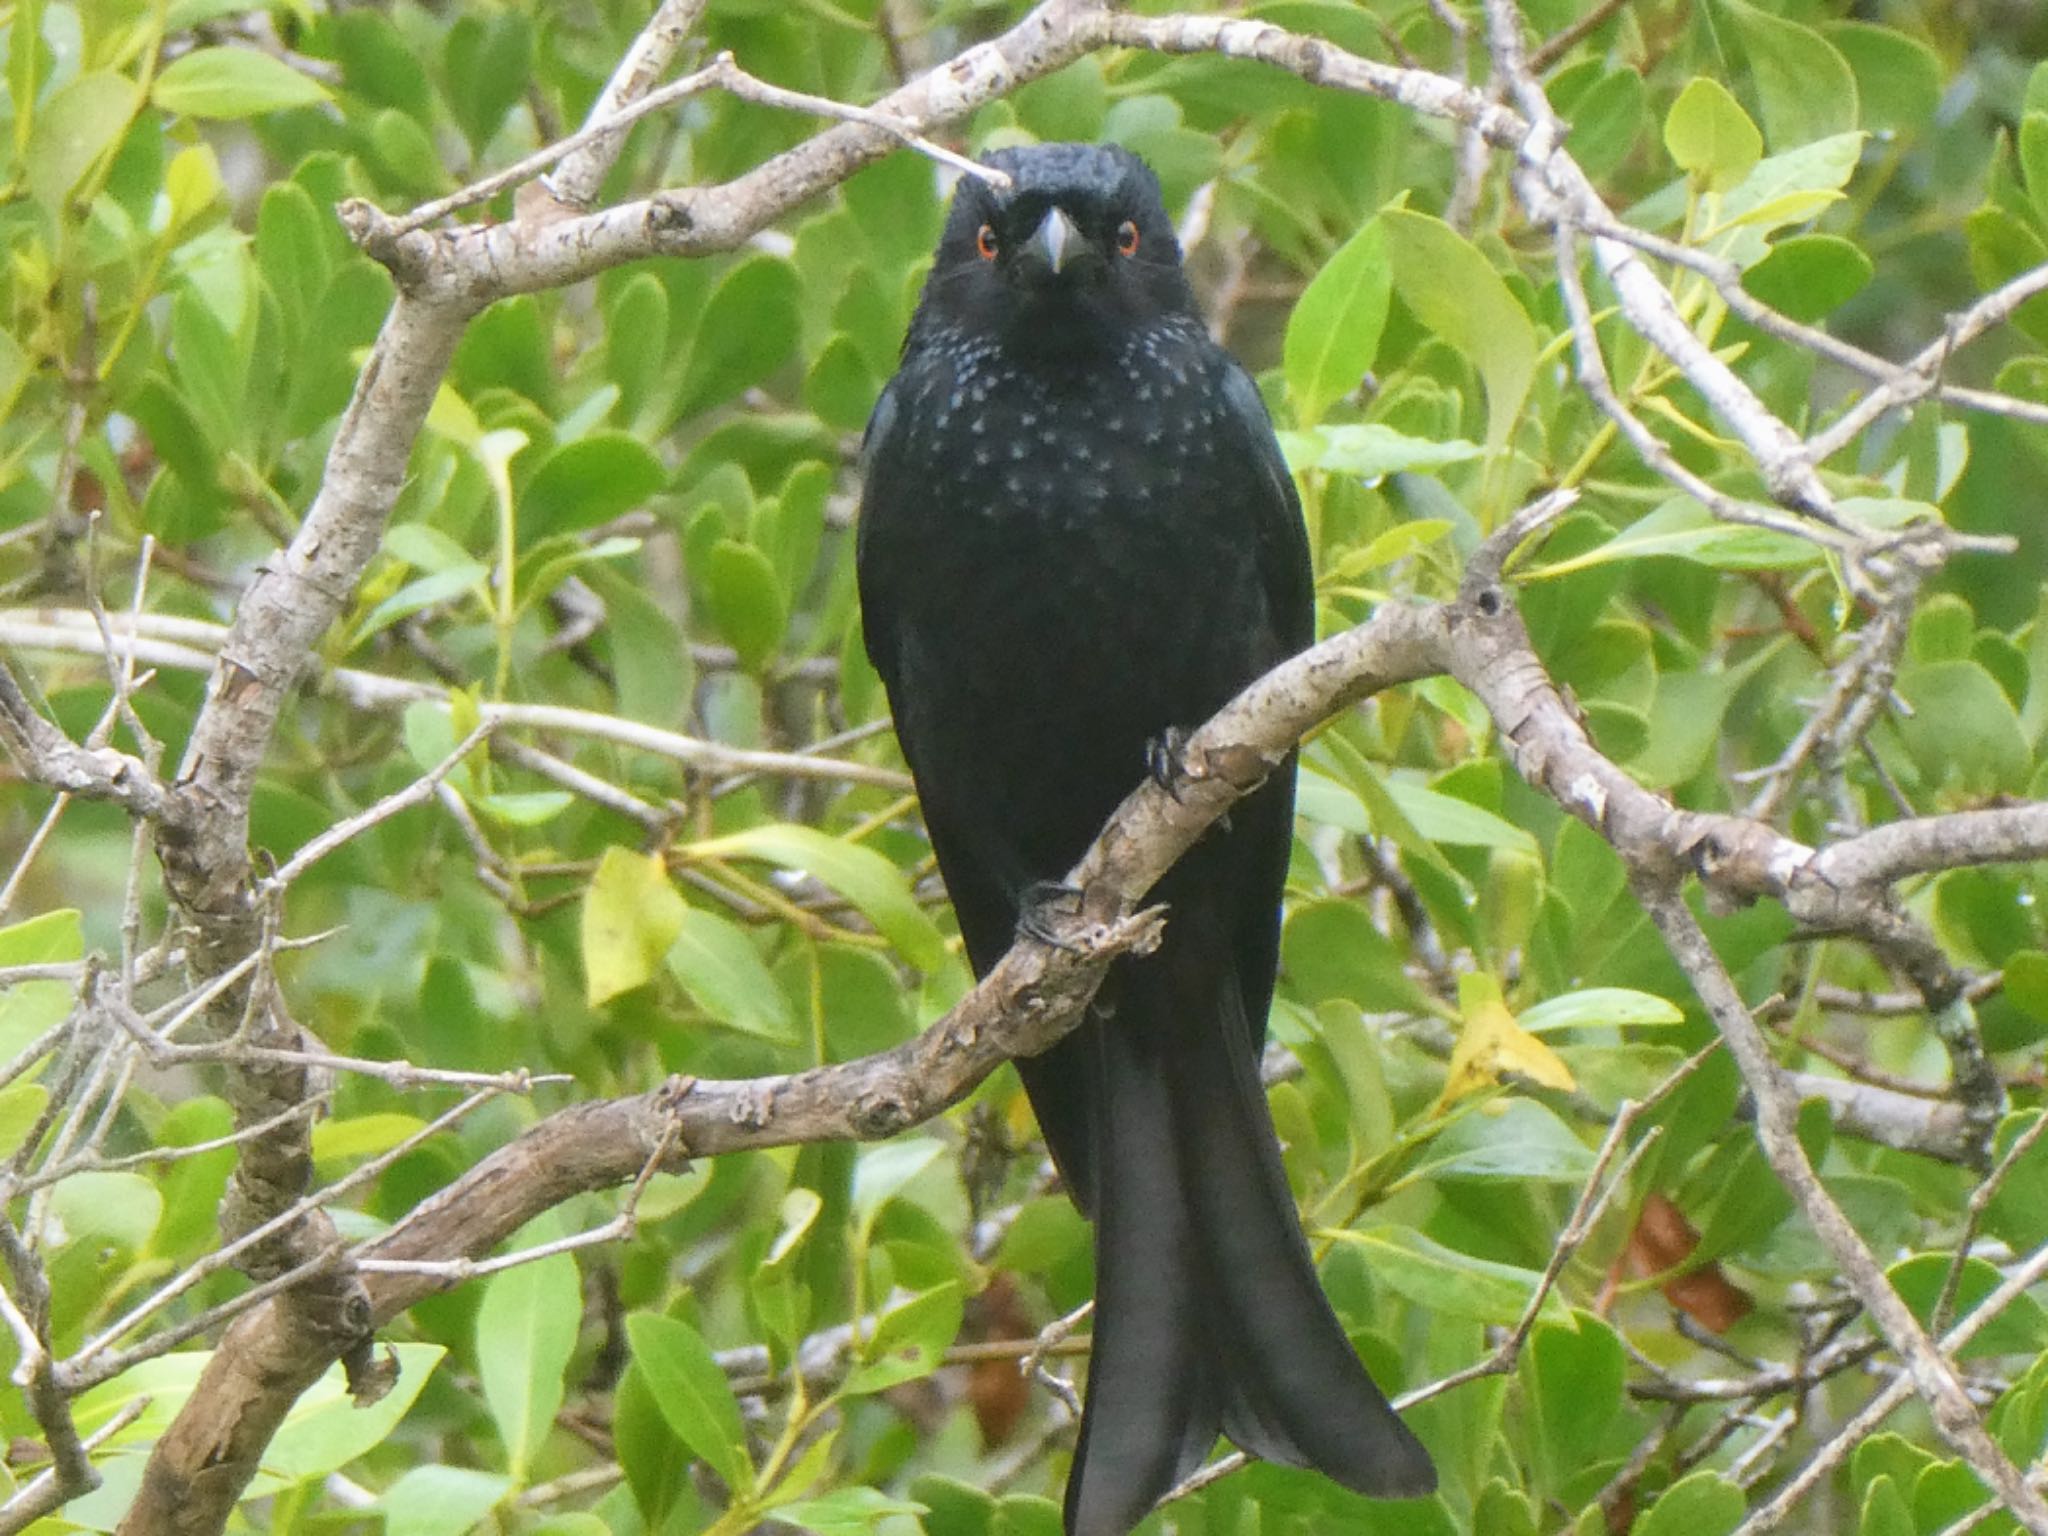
[259,721,494,892]
[390,50,1006,239]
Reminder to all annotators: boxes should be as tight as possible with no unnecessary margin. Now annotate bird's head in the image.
[916,143,1197,357]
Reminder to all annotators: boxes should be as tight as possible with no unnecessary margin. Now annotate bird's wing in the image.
[853,378,904,675]
[1219,360,1316,656]
[1213,360,1315,1046]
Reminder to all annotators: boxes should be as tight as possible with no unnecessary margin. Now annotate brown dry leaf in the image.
[1623,1191,1754,1333]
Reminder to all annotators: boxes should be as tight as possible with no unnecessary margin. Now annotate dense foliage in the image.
[2,2,2047,1535]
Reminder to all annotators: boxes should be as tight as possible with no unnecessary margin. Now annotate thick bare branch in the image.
[547,0,710,209]
[0,654,161,815]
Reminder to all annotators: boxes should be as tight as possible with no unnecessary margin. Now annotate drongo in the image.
[856,143,1435,1536]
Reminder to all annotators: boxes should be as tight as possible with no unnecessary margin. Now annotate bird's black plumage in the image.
[855,143,1435,1535]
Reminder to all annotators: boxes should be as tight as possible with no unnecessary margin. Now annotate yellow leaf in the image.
[582,847,686,1007]
[1435,974,1576,1111]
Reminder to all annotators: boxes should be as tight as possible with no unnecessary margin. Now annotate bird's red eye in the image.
[1116,219,1140,256]
[976,224,998,261]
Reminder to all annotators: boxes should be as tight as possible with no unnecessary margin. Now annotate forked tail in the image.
[1062,924,1436,1536]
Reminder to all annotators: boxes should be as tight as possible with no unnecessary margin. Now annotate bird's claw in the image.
[1017,880,1087,951]
[1145,726,1192,802]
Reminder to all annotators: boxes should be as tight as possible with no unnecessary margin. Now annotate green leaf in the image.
[475,791,574,828]
[1853,1435,1938,1516]
[1301,744,1459,884]
[1635,1470,1745,1536]
[1968,206,2048,349]
[699,539,787,670]
[0,909,82,965]
[1710,133,1866,267]
[806,334,880,435]
[1399,1100,1595,1185]
[48,1172,161,1251]
[613,1362,691,1518]
[994,1494,1066,1536]
[171,284,246,449]
[1895,661,2031,795]
[1911,1461,1991,1533]
[1522,1315,1626,1501]
[9,0,48,145]
[256,182,334,329]
[1280,898,1428,1014]
[843,151,946,270]
[1991,1357,2048,1471]
[444,12,532,155]
[1324,517,1456,583]
[381,1466,513,1536]
[677,258,800,417]
[0,1083,49,1159]
[1518,987,1685,1033]
[518,432,666,538]
[311,1113,427,1168]
[1859,1475,1916,1536]
[1522,498,1820,577]
[529,1517,611,1536]
[585,563,693,727]
[2025,115,2048,225]
[582,848,688,1007]
[1473,1482,1541,1536]
[1824,23,1942,138]
[359,562,490,642]
[1742,234,1874,321]
[909,1473,998,1536]
[334,10,432,122]
[2004,957,2048,1025]
[1720,0,1858,152]
[692,825,949,973]
[605,274,671,427]
[844,1282,964,1395]
[1889,1253,2048,1357]
[514,533,641,618]
[1982,1108,2048,1251]
[72,1352,210,1450]
[1382,209,1536,458]
[476,1253,581,1479]
[372,108,445,194]
[1562,66,1647,182]
[1284,218,1390,427]
[247,1344,446,1495]
[1276,424,1481,481]
[665,906,798,1042]
[1383,780,1540,858]
[770,1487,928,1535]
[852,1137,945,1236]
[1325,1227,1568,1326]
[764,1187,824,1272]
[152,47,332,119]
[164,144,223,231]
[754,460,830,600]
[27,71,135,210]
[1665,78,1763,193]
[625,1313,753,1495]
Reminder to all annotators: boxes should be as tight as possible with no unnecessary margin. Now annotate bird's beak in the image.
[1021,206,1100,279]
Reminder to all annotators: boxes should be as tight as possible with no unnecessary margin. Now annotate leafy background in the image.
[2,1,2048,1534]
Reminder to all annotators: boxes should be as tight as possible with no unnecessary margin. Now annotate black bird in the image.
[855,143,1435,1535]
